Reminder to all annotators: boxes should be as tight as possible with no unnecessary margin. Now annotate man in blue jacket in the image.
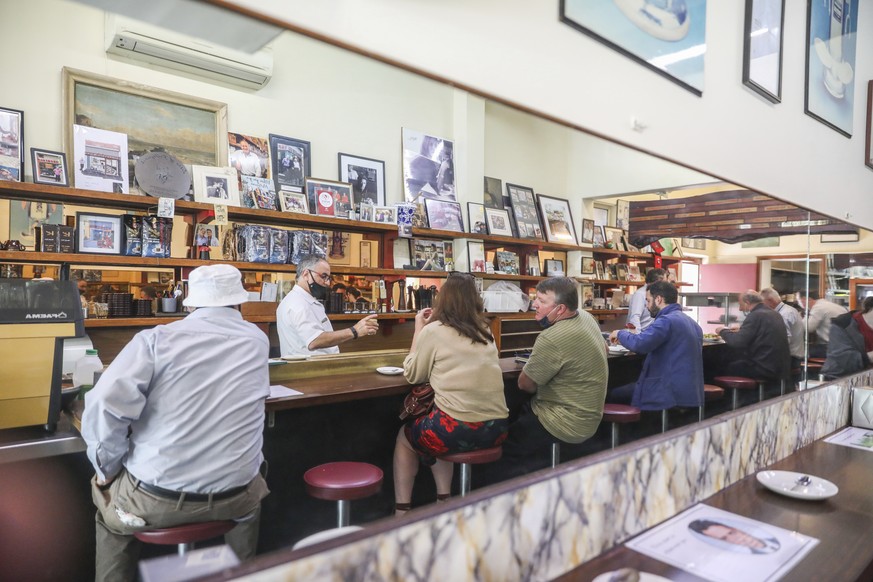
[607,280,704,411]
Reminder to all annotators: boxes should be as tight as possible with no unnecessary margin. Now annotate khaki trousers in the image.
[92,468,269,582]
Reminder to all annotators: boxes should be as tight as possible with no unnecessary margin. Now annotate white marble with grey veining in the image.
[237,371,871,581]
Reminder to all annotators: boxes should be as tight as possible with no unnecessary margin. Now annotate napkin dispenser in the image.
[851,386,873,429]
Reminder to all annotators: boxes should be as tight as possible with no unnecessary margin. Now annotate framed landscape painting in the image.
[64,68,227,195]
[560,0,707,96]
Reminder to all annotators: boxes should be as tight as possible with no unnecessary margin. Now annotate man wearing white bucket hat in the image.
[82,264,270,581]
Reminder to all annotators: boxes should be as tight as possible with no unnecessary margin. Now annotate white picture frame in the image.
[278,190,309,214]
[192,165,241,207]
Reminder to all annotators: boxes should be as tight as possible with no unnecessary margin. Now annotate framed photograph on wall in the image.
[338,152,385,208]
[506,183,543,241]
[537,194,578,244]
[467,240,486,273]
[0,107,24,181]
[604,226,624,250]
[743,0,785,103]
[424,198,464,232]
[544,259,564,276]
[192,166,241,207]
[269,133,310,193]
[75,211,123,255]
[615,199,630,230]
[484,176,504,209]
[278,190,309,214]
[468,202,488,234]
[592,225,606,247]
[372,206,397,224]
[804,0,859,137]
[402,128,455,201]
[580,218,595,244]
[228,133,269,179]
[484,207,513,237]
[581,257,595,274]
[412,239,446,271]
[594,260,605,280]
[306,178,353,218]
[560,1,707,96]
[30,148,69,187]
[64,68,227,194]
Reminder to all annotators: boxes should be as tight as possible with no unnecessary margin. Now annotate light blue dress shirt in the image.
[82,307,270,492]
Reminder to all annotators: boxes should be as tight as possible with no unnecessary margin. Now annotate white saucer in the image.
[281,354,309,361]
[593,571,671,582]
[608,345,630,354]
[268,358,287,366]
[756,470,838,500]
[376,366,404,375]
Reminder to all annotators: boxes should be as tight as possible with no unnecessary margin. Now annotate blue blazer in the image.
[616,302,704,410]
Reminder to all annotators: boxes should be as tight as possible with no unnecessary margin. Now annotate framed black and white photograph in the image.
[581,257,595,275]
[537,194,578,244]
[75,212,123,255]
[485,207,513,237]
[338,152,386,208]
[581,218,595,244]
[821,232,860,243]
[743,0,784,103]
[560,1,707,96]
[402,128,455,201]
[467,202,488,234]
[306,177,353,218]
[192,166,241,206]
[615,199,630,230]
[506,183,543,241]
[804,0,859,137]
[544,259,564,276]
[593,225,606,247]
[30,148,69,187]
[484,176,504,209]
[0,107,24,181]
[423,198,464,232]
[467,240,486,273]
[278,190,309,214]
[269,133,310,193]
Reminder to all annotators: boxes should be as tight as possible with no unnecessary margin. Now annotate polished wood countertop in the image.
[556,436,873,582]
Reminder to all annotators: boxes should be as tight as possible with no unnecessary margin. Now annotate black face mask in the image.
[308,272,329,301]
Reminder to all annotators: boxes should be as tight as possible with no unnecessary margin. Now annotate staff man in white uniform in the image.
[277,255,379,356]
[82,264,270,582]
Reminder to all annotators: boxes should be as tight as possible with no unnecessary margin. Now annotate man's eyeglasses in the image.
[309,270,331,283]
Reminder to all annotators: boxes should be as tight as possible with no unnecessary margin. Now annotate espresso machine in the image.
[0,279,84,431]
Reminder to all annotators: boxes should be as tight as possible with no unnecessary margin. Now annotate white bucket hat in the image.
[183,264,249,308]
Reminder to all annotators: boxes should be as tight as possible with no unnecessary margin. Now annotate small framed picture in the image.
[592,225,606,247]
[306,177,354,218]
[193,166,241,207]
[278,190,309,214]
[506,183,543,241]
[594,260,605,280]
[30,148,69,187]
[526,252,541,276]
[537,194,578,244]
[604,227,624,250]
[359,202,375,222]
[615,263,629,281]
[581,218,595,244]
[485,207,513,237]
[544,259,564,276]
[412,239,446,271]
[338,152,386,208]
[581,257,595,274]
[75,212,123,255]
[467,240,486,273]
[359,240,373,268]
[627,264,642,281]
[193,222,222,259]
[373,205,397,224]
[468,202,488,234]
[269,133,310,193]
[0,107,24,182]
[424,198,464,232]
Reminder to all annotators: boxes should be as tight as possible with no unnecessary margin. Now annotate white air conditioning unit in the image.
[105,15,273,90]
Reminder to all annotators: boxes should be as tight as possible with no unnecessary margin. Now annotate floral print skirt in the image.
[404,407,508,466]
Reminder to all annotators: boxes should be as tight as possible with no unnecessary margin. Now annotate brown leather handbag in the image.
[399,383,435,421]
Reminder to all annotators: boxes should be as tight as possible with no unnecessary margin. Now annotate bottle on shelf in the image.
[73,349,104,399]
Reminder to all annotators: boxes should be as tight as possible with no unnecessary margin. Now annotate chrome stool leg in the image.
[550,442,560,468]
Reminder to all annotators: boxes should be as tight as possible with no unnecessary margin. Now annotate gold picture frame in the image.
[63,67,228,194]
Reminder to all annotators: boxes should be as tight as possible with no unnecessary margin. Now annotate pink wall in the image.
[697,263,757,331]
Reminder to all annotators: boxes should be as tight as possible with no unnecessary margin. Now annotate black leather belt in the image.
[137,480,247,502]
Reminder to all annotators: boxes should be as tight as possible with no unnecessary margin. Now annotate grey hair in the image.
[759,288,780,303]
[741,291,764,305]
[296,254,328,281]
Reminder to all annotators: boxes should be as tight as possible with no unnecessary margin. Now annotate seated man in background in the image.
[796,289,847,358]
[760,287,804,367]
[716,291,790,385]
[625,268,666,332]
[821,296,873,379]
[498,277,608,477]
[608,280,704,412]
[81,265,270,582]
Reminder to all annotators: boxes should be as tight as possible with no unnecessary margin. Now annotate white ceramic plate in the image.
[268,358,287,366]
[280,354,309,361]
[608,345,630,354]
[593,571,671,582]
[756,470,838,500]
[376,366,404,375]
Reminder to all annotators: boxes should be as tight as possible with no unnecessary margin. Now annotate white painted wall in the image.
[229,0,873,230]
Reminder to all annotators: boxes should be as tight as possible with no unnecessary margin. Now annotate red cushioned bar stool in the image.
[304,462,383,528]
[701,384,725,420]
[134,520,236,556]
[602,403,641,449]
[438,445,503,497]
[713,376,758,410]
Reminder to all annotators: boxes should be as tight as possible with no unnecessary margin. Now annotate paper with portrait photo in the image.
[73,125,129,193]
[625,503,818,582]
